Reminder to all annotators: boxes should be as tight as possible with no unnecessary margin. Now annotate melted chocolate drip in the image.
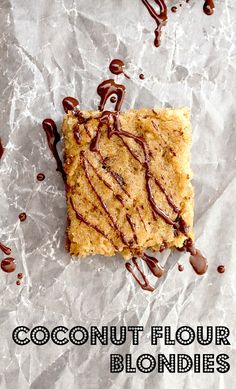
[125,259,155,292]
[19,212,27,222]
[37,173,45,181]
[97,80,126,112]
[217,265,225,274]
[203,0,215,15]
[62,96,79,113]
[141,0,168,47]
[189,249,208,275]
[42,118,66,182]
[0,138,4,160]
[1,257,16,273]
[0,242,11,255]
[142,253,164,278]
[81,153,129,246]
[180,238,208,275]
[109,59,130,79]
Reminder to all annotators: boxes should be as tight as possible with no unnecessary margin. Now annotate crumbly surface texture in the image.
[62,108,193,259]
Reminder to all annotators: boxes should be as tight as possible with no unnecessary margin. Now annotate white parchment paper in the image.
[0,0,236,388]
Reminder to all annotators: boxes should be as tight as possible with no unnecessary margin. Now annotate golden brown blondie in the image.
[62,108,193,258]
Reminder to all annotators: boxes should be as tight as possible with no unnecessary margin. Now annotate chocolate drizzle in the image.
[42,118,66,182]
[141,0,168,47]
[81,152,129,246]
[62,96,79,113]
[73,124,81,145]
[125,259,155,292]
[0,242,11,255]
[142,253,164,278]
[0,138,4,160]
[126,214,138,244]
[70,198,118,250]
[203,0,215,15]
[109,59,130,79]
[97,80,126,112]
[1,257,16,273]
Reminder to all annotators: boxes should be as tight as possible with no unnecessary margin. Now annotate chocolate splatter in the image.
[139,73,145,80]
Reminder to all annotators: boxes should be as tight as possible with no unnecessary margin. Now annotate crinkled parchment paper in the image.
[0,0,236,388]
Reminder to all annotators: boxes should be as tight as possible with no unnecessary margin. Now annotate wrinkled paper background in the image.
[0,0,236,388]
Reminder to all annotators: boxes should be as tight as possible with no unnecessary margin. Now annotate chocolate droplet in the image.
[217,265,225,274]
[19,212,27,222]
[1,257,16,273]
[37,173,45,181]
[178,264,184,272]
